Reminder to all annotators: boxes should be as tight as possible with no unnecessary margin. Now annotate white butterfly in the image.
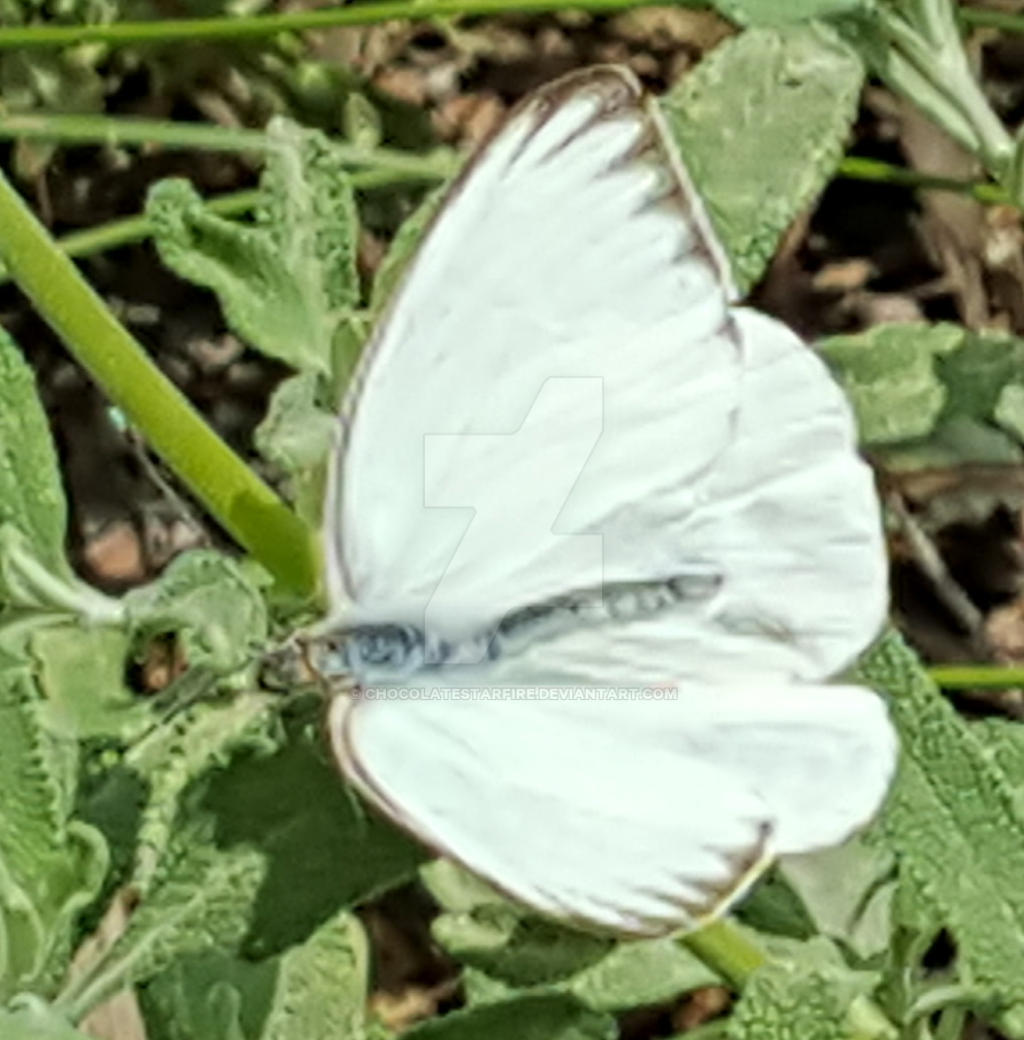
[308,65,896,937]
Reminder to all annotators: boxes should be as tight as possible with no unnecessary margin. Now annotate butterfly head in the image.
[307,622,428,683]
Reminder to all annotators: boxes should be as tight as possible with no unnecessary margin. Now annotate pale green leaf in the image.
[661,23,863,291]
[262,911,367,1040]
[421,858,506,914]
[431,904,613,988]
[400,994,616,1040]
[60,834,267,1019]
[995,383,1024,441]
[856,631,1024,1019]
[0,996,94,1040]
[369,185,446,318]
[712,0,870,25]
[126,691,278,894]
[567,938,719,1012]
[29,625,151,741]
[0,650,108,1000]
[124,550,268,675]
[780,839,894,960]
[726,959,848,1040]
[147,118,360,375]
[819,323,956,443]
[254,372,336,526]
[141,910,368,1040]
[822,322,1024,473]
[343,92,384,152]
[0,329,69,579]
[423,861,717,1012]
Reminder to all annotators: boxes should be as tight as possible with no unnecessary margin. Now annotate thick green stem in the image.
[0,0,698,48]
[0,168,318,596]
[682,919,897,1039]
[680,918,766,989]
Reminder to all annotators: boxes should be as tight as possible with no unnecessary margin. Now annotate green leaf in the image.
[819,323,956,444]
[147,118,360,376]
[567,938,719,1012]
[400,994,616,1040]
[661,23,863,291]
[0,649,107,1000]
[423,861,717,1012]
[197,712,425,958]
[141,909,368,1040]
[712,0,870,25]
[254,372,336,526]
[432,905,613,988]
[369,185,446,318]
[124,550,268,676]
[726,958,849,1040]
[856,631,1024,1024]
[0,328,69,578]
[126,690,278,894]
[0,996,94,1040]
[822,322,1024,469]
[780,840,894,960]
[30,625,151,741]
[57,831,267,1021]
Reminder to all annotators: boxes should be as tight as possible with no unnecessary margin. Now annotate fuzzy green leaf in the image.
[126,691,278,894]
[726,960,848,1040]
[254,372,336,526]
[400,994,616,1040]
[0,649,108,1000]
[856,631,1024,1024]
[29,625,151,742]
[369,185,446,318]
[147,119,360,375]
[819,323,957,443]
[712,0,869,25]
[821,322,1024,468]
[780,840,894,960]
[197,713,425,959]
[140,910,368,1040]
[124,550,268,676]
[0,328,69,579]
[423,860,717,1012]
[661,23,863,291]
[59,832,267,1021]
[0,996,94,1040]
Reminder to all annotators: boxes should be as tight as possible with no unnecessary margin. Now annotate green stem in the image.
[681,919,896,1039]
[927,664,1024,689]
[0,113,455,179]
[0,0,698,48]
[0,168,318,596]
[837,156,1007,203]
[0,189,260,286]
[959,7,1024,34]
[680,918,766,989]
[0,167,446,285]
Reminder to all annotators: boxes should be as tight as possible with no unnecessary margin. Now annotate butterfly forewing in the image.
[327,67,744,638]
